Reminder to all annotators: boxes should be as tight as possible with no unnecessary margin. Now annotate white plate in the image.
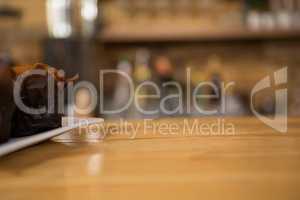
[0,117,104,157]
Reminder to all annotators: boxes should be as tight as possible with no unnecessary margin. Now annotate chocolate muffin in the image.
[11,63,77,137]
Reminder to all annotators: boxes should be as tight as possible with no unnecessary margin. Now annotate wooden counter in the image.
[0,117,300,200]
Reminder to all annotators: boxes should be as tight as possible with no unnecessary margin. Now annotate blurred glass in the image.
[46,0,72,38]
[81,0,98,37]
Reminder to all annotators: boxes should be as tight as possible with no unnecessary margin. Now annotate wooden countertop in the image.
[0,117,300,200]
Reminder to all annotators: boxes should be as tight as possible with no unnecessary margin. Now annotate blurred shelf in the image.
[99,28,300,43]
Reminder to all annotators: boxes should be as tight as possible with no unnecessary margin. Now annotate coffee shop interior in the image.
[0,0,299,119]
[2,1,300,200]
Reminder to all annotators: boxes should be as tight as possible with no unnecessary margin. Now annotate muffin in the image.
[11,63,77,137]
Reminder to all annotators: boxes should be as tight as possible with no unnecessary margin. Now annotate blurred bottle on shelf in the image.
[202,55,247,116]
[205,56,223,114]
[134,49,151,83]
[189,63,205,116]
[246,0,300,30]
[131,49,152,118]
[154,56,173,82]
[245,0,275,30]
[271,0,293,29]
[112,59,133,118]
[154,56,179,116]
[106,0,245,29]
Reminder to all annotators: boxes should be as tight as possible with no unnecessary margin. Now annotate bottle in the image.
[134,49,151,83]
[112,59,133,118]
[131,49,152,118]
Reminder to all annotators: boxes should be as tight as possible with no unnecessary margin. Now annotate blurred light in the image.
[87,153,103,176]
[46,0,72,38]
[81,0,98,21]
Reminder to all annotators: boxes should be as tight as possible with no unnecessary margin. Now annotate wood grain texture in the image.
[0,117,300,200]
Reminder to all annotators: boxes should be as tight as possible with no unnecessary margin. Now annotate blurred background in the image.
[0,0,299,119]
